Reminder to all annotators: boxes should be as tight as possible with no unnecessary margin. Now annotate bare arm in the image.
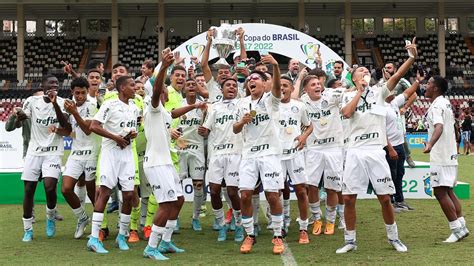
[387,37,417,91]
[237,27,247,60]
[171,102,206,119]
[341,89,363,118]
[261,54,281,98]
[291,68,308,99]
[233,113,251,134]
[202,28,214,83]
[152,49,175,108]
[423,124,443,153]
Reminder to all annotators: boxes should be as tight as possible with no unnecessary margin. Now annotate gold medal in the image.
[250,110,257,117]
[182,115,187,120]
[176,138,188,149]
[320,117,328,126]
[285,127,294,134]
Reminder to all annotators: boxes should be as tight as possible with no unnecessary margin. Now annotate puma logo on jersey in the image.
[36,117,58,126]
[252,114,270,126]
[215,114,235,125]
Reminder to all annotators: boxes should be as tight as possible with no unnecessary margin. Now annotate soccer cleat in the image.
[116,234,130,251]
[158,241,185,253]
[128,230,140,243]
[461,226,470,239]
[229,216,236,231]
[217,224,228,242]
[74,215,89,239]
[99,228,109,242]
[143,225,151,240]
[299,230,309,244]
[234,226,244,242]
[312,220,323,235]
[336,241,358,254]
[22,229,33,242]
[192,218,202,231]
[254,224,261,237]
[308,214,317,225]
[107,201,119,213]
[240,236,255,254]
[272,237,285,255]
[55,212,64,221]
[143,245,168,261]
[399,201,415,211]
[212,218,220,231]
[406,157,416,168]
[338,219,346,230]
[324,223,335,235]
[266,221,273,230]
[87,237,109,254]
[389,239,408,252]
[443,228,467,243]
[46,218,56,238]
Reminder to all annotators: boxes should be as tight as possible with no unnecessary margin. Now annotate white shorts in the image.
[207,154,241,187]
[98,147,135,192]
[281,153,307,185]
[144,165,184,203]
[179,151,205,180]
[239,154,283,192]
[63,158,97,181]
[305,148,343,191]
[138,160,152,198]
[342,147,394,195]
[21,155,62,181]
[430,165,458,188]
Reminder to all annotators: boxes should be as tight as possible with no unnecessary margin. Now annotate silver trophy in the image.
[212,23,237,68]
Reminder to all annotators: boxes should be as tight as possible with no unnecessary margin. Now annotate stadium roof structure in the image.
[0,0,473,18]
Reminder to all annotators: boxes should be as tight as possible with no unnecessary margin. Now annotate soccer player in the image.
[302,74,345,237]
[423,76,469,242]
[87,75,140,254]
[142,49,185,261]
[200,77,244,242]
[279,76,312,243]
[170,79,208,231]
[61,77,99,239]
[233,54,284,255]
[336,38,418,253]
[19,74,72,242]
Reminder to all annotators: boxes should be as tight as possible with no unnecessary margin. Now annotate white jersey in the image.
[143,102,173,167]
[304,88,344,150]
[385,94,406,146]
[237,92,282,159]
[206,77,224,103]
[23,95,66,156]
[278,99,310,160]
[341,85,390,148]
[93,98,139,151]
[178,99,205,154]
[87,94,98,106]
[203,99,242,156]
[425,96,458,166]
[68,101,99,160]
[144,79,153,97]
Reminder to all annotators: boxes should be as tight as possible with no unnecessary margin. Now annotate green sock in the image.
[130,201,141,231]
[145,195,158,227]
[101,208,108,229]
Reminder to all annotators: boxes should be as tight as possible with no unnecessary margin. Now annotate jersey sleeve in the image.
[391,94,407,109]
[300,104,311,127]
[431,103,445,126]
[94,101,111,124]
[22,97,32,118]
[341,91,353,109]
[378,84,391,103]
[202,105,215,131]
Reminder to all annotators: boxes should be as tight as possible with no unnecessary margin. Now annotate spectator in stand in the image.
[454,113,462,154]
[461,112,472,155]
[137,60,155,97]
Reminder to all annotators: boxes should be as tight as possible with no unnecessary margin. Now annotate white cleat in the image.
[461,226,470,239]
[389,239,408,252]
[443,228,467,243]
[338,219,346,230]
[336,241,357,254]
[74,216,89,239]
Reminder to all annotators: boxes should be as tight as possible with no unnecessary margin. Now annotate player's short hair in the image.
[327,78,339,88]
[280,75,293,84]
[41,74,56,85]
[71,77,89,90]
[220,77,237,88]
[112,62,129,72]
[116,76,132,91]
[334,60,344,67]
[87,59,103,70]
[142,59,155,69]
[308,68,327,79]
[217,64,231,70]
[384,61,398,69]
[87,68,101,76]
[171,65,186,75]
[135,80,143,85]
[195,73,204,79]
[431,76,448,94]
[302,75,320,88]
[249,70,268,81]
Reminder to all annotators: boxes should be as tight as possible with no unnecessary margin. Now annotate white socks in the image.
[458,216,467,228]
[272,214,283,237]
[242,217,255,236]
[449,219,462,230]
[326,206,337,224]
[22,217,33,231]
[72,206,87,221]
[385,222,399,240]
[344,229,356,243]
[233,209,242,226]
[91,212,104,238]
[148,224,166,248]
[193,187,204,219]
[74,185,87,208]
[213,208,225,227]
[118,213,131,236]
[252,194,260,225]
[46,206,56,220]
[283,199,290,219]
[163,220,177,242]
[299,218,309,231]
[309,201,321,220]
[140,197,148,228]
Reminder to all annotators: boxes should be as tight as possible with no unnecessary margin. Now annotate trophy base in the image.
[213,58,230,69]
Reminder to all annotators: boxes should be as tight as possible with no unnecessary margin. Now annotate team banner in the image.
[154,23,349,78]
[0,122,24,170]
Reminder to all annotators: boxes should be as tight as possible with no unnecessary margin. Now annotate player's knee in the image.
[240,191,252,203]
[209,186,220,198]
[295,187,307,199]
[193,181,204,191]
[60,185,72,196]
[226,187,238,199]
[121,191,134,202]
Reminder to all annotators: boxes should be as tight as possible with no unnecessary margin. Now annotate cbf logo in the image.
[423,173,433,197]
[185,43,205,58]
[300,42,321,66]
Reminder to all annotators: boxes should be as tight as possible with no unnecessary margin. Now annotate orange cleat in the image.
[143,225,151,241]
[312,220,322,235]
[299,230,310,244]
[128,230,139,243]
[98,228,109,242]
[272,237,285,255]
[324,223,335,235]
[240,236,255,254]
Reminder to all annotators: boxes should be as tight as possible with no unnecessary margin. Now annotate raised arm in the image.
[261,54,281,98]
[236,27,247,60]
[151,49,174,108]
[387,37,417,91]
[171,102,207,119]
[64,100,92,135]
[47,92,72,135]
[202,28,214,83]
[341,88,364,119]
